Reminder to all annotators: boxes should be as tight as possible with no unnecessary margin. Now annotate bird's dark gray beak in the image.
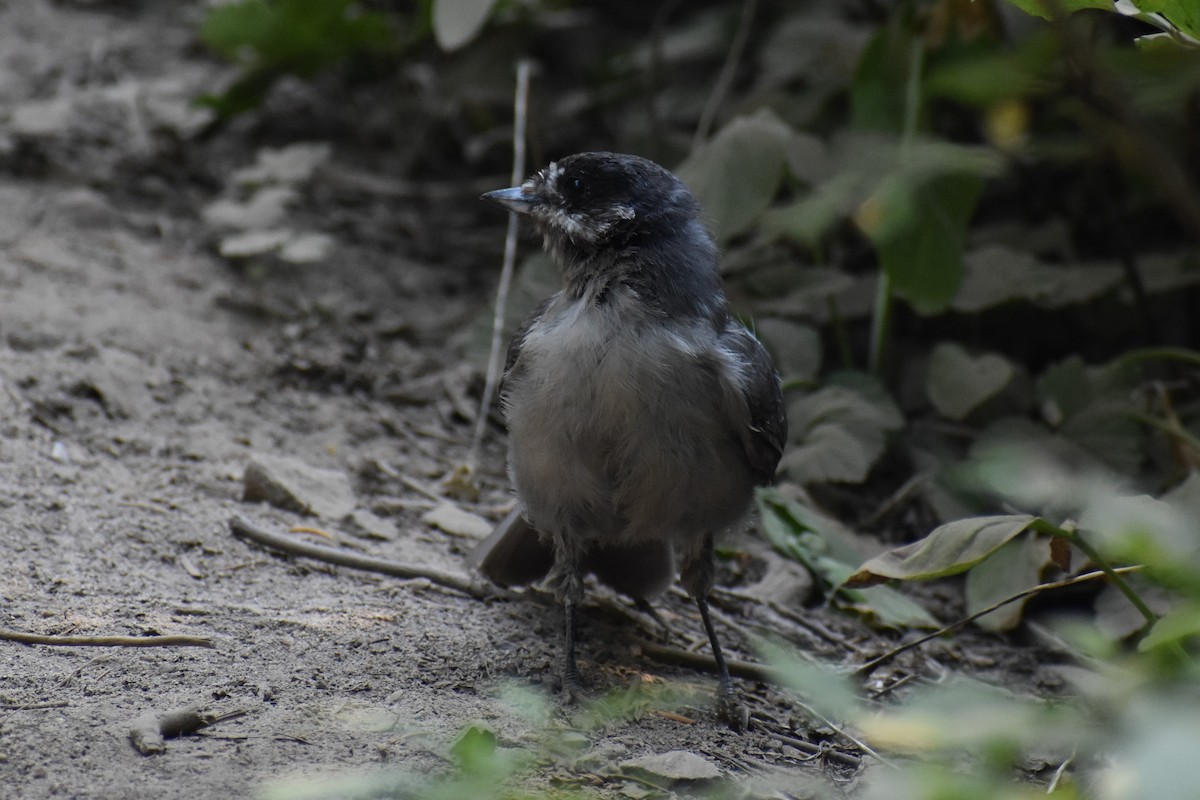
[481,186,536,215]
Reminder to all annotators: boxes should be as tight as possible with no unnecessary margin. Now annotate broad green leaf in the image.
[846,515,1039,587]
[1124,1,1200,39]
[761,171,865,246]
[862,172,981,314]
[927,342,1016,420]
[925,33,1060,107]
[1139,601,1200,652]
[954,246,1124,312]
[198,0,392,117]
[432,0,499,51]
[1002,0,1114,20]
[1006,0,1200,40]
[1037,357,1100,422]
[964,534,1052,632]
[1156,3,1200,37]
[757,489,870,576]
[851,26,912,132]
[451,724,498,776]
[782,376,904,484]
[859,676,1062,755]
[1080,493,1200,567]
[840,583,942,629]
[763,133,1000,259]
[757,490,939,628]
[754,318,822,383]
[676,109,792,242]
[1036,356,1144,473]
[784,131,834,186]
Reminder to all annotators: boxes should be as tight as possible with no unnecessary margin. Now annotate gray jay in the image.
[472,152,786,727]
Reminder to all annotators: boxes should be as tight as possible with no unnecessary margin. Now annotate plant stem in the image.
[868,36,924,377]
[469,59,534,470]
[1030,519,1158,627]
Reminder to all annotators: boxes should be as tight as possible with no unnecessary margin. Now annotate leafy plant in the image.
[199,0,395,118]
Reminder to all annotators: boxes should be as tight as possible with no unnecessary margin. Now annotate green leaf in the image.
[451,724,498,776]
[1080,493,1199,568]
[760,641,861,720]
[1001,0,1114,20]
[954,246,1124,312]
[763,134,1001,290]
[781,374,904,484]
[432,0,499,51]
[758,488,870,571]
[846,515,1040,587]
[964,534,1052,632]
[842,583,942,629]
[1138,1,1200,38]
[198,0,392,118]
[926,342,1016,421]
[851,25,913,132]
[760,170,865,246]
[1139,601,1200,652]
[1034,355,1144,473]
[753,318,822,383]
[676,109,792,243]
[862,172,982,314]
[757,490,940,628]
[925,33,1060,107]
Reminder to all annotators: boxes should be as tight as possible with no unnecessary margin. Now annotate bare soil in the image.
[0,4,1068,798]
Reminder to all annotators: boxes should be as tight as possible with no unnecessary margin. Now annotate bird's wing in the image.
[721,321,787,485]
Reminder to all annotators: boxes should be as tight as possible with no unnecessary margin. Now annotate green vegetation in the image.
[197,0,1200,796]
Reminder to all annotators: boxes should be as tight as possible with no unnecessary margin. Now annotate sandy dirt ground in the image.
[0,3,1068,798]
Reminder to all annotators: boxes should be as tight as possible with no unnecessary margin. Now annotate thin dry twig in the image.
[692,0,758,151]
[760,727,864,769]
[636,639,772,683]
[468,59,535,469]
[1,700,69,710]
[228,515,485,599]
[0,629,214,649]
[854,565,1145,676]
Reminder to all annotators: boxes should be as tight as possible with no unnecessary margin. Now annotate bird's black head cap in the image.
[483,152,723,318]
[484,152,700,257]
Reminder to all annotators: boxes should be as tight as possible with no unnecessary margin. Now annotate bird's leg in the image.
[562,596,583,702]
[683,533,748,731]
[696,592,729,705]
[550,532,586,702]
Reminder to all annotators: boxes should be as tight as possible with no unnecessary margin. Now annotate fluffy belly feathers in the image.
[505,300,752,545]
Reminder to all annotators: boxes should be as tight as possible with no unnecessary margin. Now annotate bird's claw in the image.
[716,690,749,732]
[560,667,586,705]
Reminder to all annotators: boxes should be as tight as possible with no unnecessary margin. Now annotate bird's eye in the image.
[563,174,585,199]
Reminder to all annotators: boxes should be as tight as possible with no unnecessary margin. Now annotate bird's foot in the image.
[559,667,586,705]
[716,688,749,733]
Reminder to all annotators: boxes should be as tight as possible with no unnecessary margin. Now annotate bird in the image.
[471,151,786,728]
